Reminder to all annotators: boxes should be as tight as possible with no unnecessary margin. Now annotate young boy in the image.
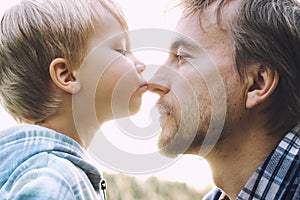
[0,0,147,199]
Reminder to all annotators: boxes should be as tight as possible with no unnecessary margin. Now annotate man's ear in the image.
[49,58,81,94]
[245,64,279,110]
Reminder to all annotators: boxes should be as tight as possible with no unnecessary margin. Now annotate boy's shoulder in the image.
[0,124,80,145]
[0,124,84,158]
[1,152,91,199]
[0,124,103,199]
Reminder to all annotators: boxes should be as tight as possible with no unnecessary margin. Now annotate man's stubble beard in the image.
[157,94,210,158]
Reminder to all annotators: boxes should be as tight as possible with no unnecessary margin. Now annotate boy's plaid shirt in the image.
[0,124,106,200]
[205,124,300,200]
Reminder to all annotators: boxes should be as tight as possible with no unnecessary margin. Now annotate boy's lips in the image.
[139,83,148,91]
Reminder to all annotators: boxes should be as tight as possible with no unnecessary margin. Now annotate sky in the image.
[0,0,213,191]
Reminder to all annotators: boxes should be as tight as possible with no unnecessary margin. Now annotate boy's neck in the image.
[37,109,100,148]
[37,116,85,147]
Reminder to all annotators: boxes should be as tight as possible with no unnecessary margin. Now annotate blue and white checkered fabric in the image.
[205,124,300,200]
[0,124,105,200]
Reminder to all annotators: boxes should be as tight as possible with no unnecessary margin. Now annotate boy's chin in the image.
[127,86,147,115]
[109,97,142,119]
[128,97,142,115]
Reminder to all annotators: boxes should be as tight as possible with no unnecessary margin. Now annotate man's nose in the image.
[148,67,170,96]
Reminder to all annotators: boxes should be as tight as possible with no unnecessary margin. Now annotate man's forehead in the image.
[174,14,230,52]
[181,0,241,30]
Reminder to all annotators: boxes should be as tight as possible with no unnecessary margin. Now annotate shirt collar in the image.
[237,124,300,199]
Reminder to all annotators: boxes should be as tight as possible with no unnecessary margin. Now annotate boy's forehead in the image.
[86,14,129,53]
[93,12,127,35]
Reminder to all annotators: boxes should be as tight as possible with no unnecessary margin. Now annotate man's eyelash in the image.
[176,53,189,61]
[176,54,183,60]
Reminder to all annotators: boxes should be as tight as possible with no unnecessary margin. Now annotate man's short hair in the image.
[181,0,300,128]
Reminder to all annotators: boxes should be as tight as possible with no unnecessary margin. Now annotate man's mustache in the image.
[155,98,175,116]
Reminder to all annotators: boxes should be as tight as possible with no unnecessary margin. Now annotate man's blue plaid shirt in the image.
[205,124,300,200]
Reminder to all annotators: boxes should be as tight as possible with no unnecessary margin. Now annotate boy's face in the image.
[78,12,147,123]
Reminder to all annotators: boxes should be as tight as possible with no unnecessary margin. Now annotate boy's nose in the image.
[135,63,145,74]
[130,53,146,74]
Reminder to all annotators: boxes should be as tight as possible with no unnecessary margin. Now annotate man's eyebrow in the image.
[170,37,201,52]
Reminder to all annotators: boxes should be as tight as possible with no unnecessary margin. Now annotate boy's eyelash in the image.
[116,49,128,55]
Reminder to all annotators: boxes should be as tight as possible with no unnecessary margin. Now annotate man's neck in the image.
[205,125,286,199]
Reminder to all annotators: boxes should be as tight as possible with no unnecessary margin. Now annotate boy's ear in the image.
[49,58,81,94]
[245,64,279,110]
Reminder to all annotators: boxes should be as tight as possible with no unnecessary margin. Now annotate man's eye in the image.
[176,54,185,64]
[177,54,182,61]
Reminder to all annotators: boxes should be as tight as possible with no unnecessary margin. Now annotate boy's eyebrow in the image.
[170,37,201,52]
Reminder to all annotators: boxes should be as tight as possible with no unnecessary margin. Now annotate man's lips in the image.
[157,106,172,127]
[157,101,174,118]
[158,107,171,116]
[156,99,174,127]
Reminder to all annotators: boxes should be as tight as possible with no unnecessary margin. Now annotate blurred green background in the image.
[103,172,211,200]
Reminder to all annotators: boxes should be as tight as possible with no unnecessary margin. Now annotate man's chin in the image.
[158,142,199,158]
[158,143,181,158]
[158,126,203,158]
[158,132,192,158]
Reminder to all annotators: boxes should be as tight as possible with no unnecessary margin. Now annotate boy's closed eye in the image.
[116,49,128,56]
[114,37,131,56]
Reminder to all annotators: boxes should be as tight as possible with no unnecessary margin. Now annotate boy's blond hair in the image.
[0,0,127,123]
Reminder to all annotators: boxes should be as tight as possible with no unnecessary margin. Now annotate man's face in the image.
[149,6,247,157]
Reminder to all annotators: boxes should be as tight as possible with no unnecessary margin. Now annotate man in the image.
[148,0,300,199]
